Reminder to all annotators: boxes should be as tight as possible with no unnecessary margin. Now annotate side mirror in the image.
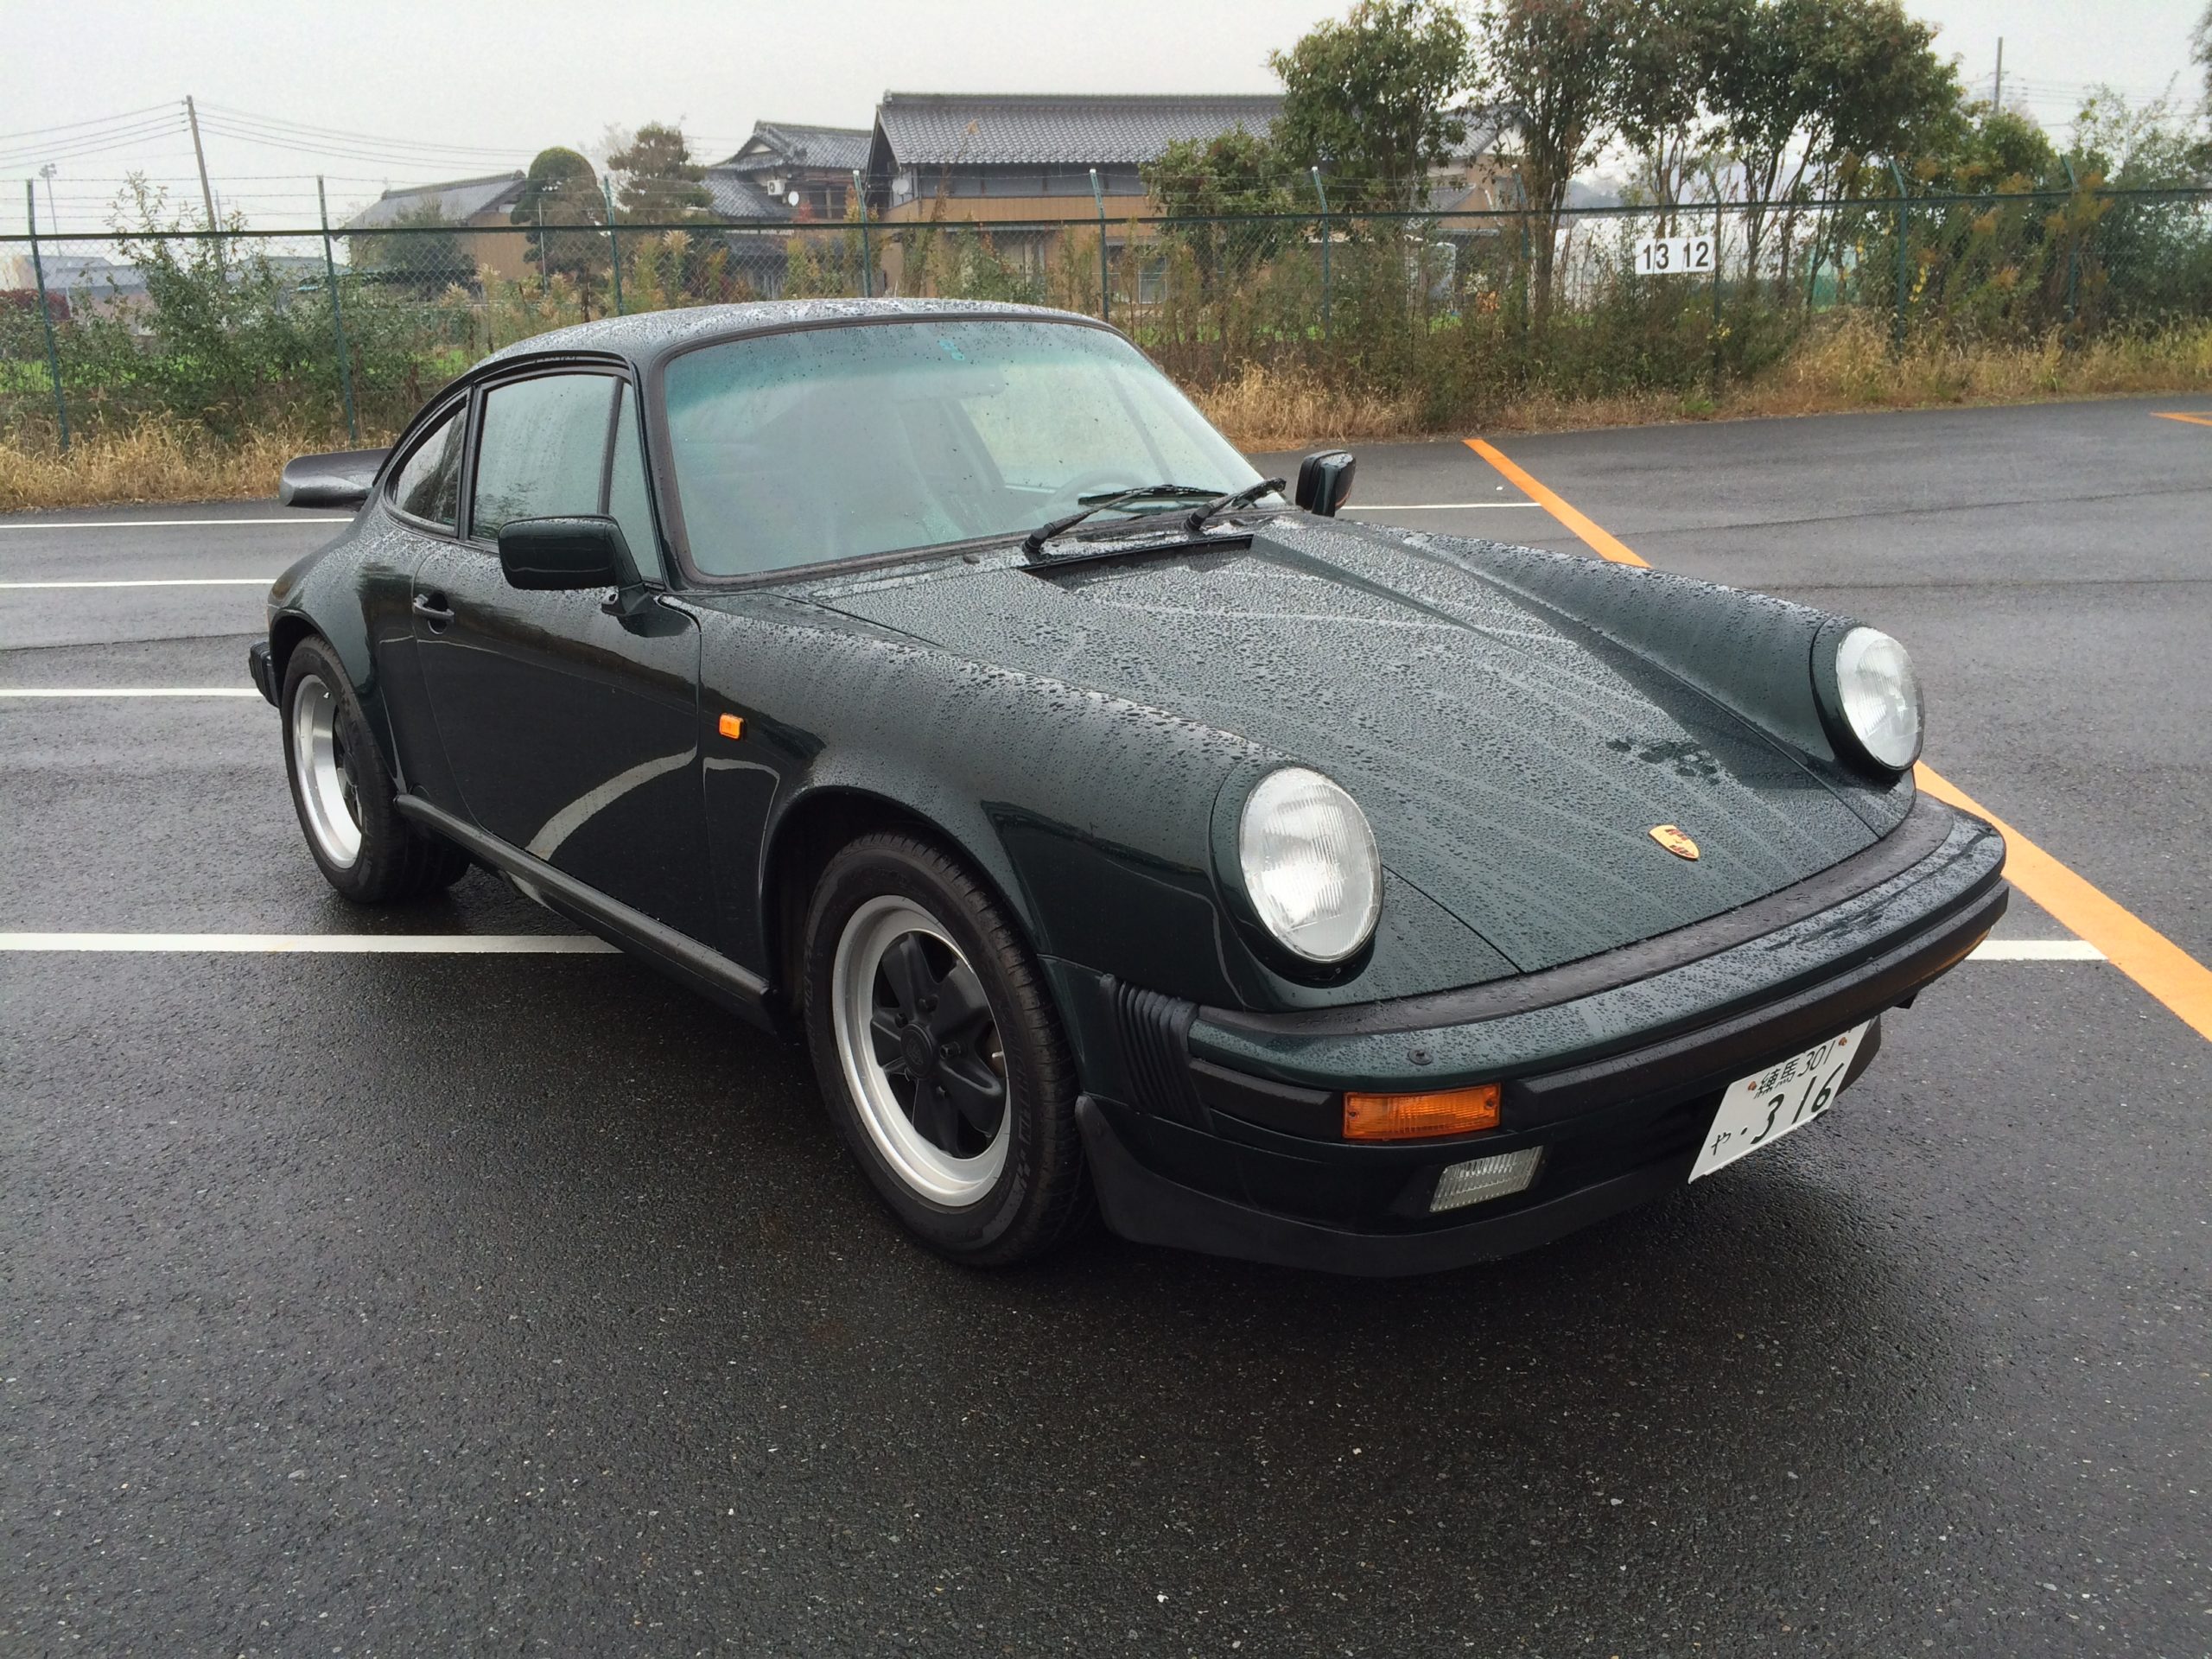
[278,448,388,510]
[497,516,638,591]
[1294,450,1357,517]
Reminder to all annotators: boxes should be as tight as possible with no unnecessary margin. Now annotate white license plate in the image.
[1689,1022,1871,1181]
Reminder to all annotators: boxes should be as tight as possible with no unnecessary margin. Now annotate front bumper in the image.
[246,639,277,706]
[1062,795,2006,1275]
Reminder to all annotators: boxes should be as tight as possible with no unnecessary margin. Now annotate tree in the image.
[1268,1,1476,212]
[607,123,711,223]
[1142,129,1300,346]
[512,146,607,286]
[1610,0,1736,211]
[1478,0,1630,315]
[1706,0,1957,289]
[353,200,469,297]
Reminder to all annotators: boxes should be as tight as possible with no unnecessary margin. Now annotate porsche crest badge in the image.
[1649,823,1700,861]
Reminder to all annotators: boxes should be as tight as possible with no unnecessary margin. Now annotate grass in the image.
[3,315,2209,512]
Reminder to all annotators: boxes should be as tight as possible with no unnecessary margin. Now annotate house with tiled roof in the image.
[706,122,874,224]
[866,92,1284,224]
[342,171,531,283]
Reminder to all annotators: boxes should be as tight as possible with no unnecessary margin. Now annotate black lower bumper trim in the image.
[1080,1095,1689,1276]
[246,639,276,706]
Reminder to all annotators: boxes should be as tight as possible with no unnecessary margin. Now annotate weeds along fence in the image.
[3,184,2209,451]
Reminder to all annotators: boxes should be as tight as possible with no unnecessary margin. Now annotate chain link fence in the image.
[4,186,2209,451]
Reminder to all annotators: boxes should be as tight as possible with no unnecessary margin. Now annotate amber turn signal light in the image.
[1343,1081,1502,1141]
[717,713,745,740]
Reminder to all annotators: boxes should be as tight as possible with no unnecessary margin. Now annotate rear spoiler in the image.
[278,448,388,510]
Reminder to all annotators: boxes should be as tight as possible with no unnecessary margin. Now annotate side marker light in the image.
[718,714,745,741]
[1344,1081,1502,1141]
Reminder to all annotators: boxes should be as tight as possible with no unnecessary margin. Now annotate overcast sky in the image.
[4,0,2202,233]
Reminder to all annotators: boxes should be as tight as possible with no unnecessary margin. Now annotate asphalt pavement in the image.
[3,397,2207,1656]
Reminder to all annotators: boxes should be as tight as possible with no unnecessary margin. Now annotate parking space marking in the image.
[0,931,2076,963]
[0,688,264,699]
[0,932,617,953]
[2152,411,2212,428]
[0,518,349,532]
[0,579,270,589]
[1465,435,2212,1043]
[1345,502,1543,512]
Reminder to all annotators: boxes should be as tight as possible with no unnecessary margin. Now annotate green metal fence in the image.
[5,185,2209,451]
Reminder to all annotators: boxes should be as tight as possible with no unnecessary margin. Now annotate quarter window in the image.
[470,373,620,542]
[388,404,465,529]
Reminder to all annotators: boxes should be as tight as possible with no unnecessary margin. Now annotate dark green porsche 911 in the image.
[251,299,2007,1275]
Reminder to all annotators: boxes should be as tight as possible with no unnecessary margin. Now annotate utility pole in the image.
[1993,38,2005,114]
[185,95,218,231]
[39,163,58,233]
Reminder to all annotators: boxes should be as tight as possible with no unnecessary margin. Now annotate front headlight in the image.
[1237,766,1382,963]
[1832,626,1923,771]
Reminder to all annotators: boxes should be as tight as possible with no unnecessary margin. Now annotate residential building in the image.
[342,172,530,283]
[705,122,874,224]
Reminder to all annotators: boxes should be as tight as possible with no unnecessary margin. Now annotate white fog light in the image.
[1430,1147,1543,1213]
[1236,766,1382,963]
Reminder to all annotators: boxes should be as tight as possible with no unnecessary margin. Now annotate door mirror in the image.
[1294,450,1357,517]
[279,448,388,510]
[497,516,637,591]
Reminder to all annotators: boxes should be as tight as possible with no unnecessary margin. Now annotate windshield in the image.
[662,318,1268,577]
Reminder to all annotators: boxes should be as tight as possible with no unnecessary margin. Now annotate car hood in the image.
[804,518,1888,974]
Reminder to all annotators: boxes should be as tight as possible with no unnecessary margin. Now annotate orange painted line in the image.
[1912,767,2212,1041]
[1464,437,1649,567]
[2152,411,2212,428]
[1465,433,2212,1043]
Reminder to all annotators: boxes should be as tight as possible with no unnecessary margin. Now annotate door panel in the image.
[412,551,710,934]
[410,369,714,940]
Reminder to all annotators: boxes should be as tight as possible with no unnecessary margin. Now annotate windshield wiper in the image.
[1184,477,1286,536]
[1020,484,1221,559]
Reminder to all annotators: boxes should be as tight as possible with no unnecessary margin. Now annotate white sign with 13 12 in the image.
[1633,234,1715,276]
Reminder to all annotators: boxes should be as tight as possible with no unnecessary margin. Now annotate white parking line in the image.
[0,932,617,953]
[0,518,348,531]
[0,688,264,698]
[0,579,271,589]
[1344,502,1542,511]
[1967,938,2107,960]
[0,932,2094,962]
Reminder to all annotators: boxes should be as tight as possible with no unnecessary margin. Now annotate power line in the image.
[0,102,183,146]
[197,101,529,161]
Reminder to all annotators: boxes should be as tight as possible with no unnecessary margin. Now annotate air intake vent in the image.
[1109,980,1203,1126]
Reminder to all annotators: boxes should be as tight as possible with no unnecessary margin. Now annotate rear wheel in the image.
[280,636,467,904]
[802,833,1090,1266]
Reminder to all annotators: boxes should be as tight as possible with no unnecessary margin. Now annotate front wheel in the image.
[280,636,467,904]
[801,833,1090,1266]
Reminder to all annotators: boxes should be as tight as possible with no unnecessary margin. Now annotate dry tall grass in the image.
[4,315,2208,511]
[1198,313,2212,449]
[0,424,331,514]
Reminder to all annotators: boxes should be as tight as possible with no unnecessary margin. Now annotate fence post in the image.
[1888,159,1910,352]
[537,202,550,297]
[1710,200,1725,393]
[602,181,626,315]
[1090,168,1110,324]
[316,177,360,445]
[25,181,70,453]
[1310,166,1332,341]
[852,169,874,298]
[1514,173,1531,345]
[2060,156,2082,330]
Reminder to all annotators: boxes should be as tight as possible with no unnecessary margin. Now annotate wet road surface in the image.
[4,397,2208,1655]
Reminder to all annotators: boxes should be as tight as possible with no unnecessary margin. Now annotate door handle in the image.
[411,592,455,627]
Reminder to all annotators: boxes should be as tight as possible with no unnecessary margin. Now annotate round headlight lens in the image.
[1834,626,1923,770]
[1237,766,1382,963]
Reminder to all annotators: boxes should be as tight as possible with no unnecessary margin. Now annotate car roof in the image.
[474,297,1102,375]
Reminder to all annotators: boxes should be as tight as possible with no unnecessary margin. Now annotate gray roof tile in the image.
[874,92,1281,167]
[343,172,526,231]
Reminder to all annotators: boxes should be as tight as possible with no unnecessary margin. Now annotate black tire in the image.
[801,833,1092,1267]
[279,636,468,904]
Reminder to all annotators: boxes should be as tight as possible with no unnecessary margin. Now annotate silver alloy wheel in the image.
[830,895,1011,1205]
[289,672,363,868]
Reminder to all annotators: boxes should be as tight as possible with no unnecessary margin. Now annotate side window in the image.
[470,374,619,543]
[388,404,465,529]
[606,383,660,580]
